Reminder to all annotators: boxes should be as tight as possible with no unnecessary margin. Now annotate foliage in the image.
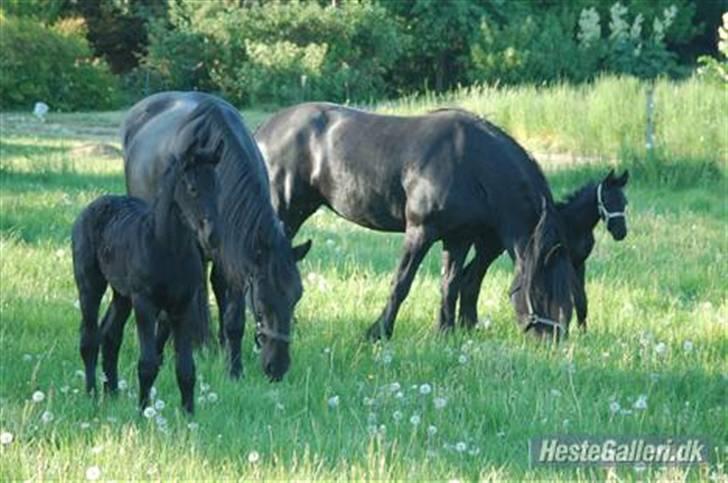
[0,15,120,111]
[142,0,404,106]
[697,12,728,83]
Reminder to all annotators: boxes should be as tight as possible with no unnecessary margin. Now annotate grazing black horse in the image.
[458,169,629,330]
[123,92,310,381]
[72,146,220,413]
[255,103,578,340]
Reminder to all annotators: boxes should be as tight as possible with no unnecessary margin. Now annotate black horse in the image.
[123,92,310,381]
[458,169,629,330]
[72,146,220,413]
[255,103,578,340]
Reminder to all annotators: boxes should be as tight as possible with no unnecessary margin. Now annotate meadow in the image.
[0,77,726,480]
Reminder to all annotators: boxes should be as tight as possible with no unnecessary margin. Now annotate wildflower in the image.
[41,411,54,424]
[363,397,374,406]
[0,431,13,445]
[654,342,667,356]
[683,340,694,353]
[458,354,468,365]
[455,441,467,453]
[155,415,167,428]
[32,390,45,403]
[634,395,648,410]
[325,238,335,247]
[80,422,91,430]
[550,389,562,398]
[85,466,101,481]
[322,347,331,355]
[496,431,506,438]
[154,399,166,411]
[419,383,432,395]
[477,317,492,330]
[106,417,117,424]
[427,425,438,436]
[247,450,260,464]
[609,401,621,414]
[22,354,33,363]
[75,369,85,378]
[275,402,285,411]
[200,383,210,393]
[60,385,70,394]
[188,422,199,431]
[73,300,81,309]
[206,392,219,403]
[382,353,393,365]
[434,397,447,409]
[468,447,481,456]
[409,414,421,426]
[395,391,404,400]
[142,407,156,419]
[90,446,103,455]
[327,395,340,408]
[392,410,403,422]
[118,379,128,391]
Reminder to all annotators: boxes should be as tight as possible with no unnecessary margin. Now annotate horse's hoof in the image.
[365,324,391,341]
[229,367,243,380]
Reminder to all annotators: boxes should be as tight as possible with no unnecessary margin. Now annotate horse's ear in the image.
[603,168,616,185]
[292,239,312,262]
[616,169,629,187]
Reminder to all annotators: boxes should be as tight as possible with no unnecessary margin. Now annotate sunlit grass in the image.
[0,86,726,480]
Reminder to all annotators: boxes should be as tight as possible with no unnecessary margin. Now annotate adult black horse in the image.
[123,92,310,381]
[256,103,578,340]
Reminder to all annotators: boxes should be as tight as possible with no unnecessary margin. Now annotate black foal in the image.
[458,169,629,331]
[71,148,220,413]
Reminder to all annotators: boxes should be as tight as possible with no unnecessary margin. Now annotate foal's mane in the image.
[185,100,292,287]
[555,182,597,211]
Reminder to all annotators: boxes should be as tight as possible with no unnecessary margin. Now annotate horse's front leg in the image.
[366,225,436,340]
[458,236,502,328]
[100,291,132,394]
[170,303,197,414]
[223,286,246,379]
[210,262,228,348]
[438,237,470,331]
[574,263,588,332]
[132,294,161,411]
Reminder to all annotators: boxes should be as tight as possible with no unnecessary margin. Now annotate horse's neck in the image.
[150,186,193,253]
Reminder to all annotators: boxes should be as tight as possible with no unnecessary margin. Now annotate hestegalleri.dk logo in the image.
[529,436,710,467]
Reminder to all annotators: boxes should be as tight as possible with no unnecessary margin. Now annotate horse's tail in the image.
[516,198,577,329]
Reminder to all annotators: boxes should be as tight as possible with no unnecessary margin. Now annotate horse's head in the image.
[174,142,223,255]
[511,199,576,342]
[598,169,629,241]
[250,233,311,381]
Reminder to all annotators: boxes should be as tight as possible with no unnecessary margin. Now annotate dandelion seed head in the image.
[434,397,447,409]
[458,354,468,365]
[455,441,467,453]
[22,354,33,363]
[327,395,340,408]
[419,383,432,395]
[85,466,101,481]
[154,399,166,411]
[683,340,694,353]
[117,380,128,391]
[142,407,156,419]
[206,392,219,403]
[634,395,648,410]
[0,431,13,445]
[32,390,45,403]
[609,401,621,414]
[392,410,403,422]
[427,425,438,436]
[40,411,54,424]
[409,414,421,426]
[654,342,667,356]
[247,450,260,464]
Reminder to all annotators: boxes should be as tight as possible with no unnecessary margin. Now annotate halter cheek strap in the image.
[597,182,626,223]
[523,288,567,334]
[247,277,292,347]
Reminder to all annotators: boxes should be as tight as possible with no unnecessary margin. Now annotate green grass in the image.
[1,83,727,480]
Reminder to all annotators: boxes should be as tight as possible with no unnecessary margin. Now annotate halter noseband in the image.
[510,282,567,335]
[597,182,626,224]
[248,277,292,347]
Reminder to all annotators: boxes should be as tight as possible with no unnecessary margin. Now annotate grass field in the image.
[1,80,726,480]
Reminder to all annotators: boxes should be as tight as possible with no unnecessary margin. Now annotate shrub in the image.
[0,14,120,111]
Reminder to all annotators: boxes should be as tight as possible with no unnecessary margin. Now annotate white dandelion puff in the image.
[609,401,621,414]
[634,395,648,410]
[32,390,45,403]
[427,425,438,436]
[419,383,432,395]
[90,446,103,455]
[395,391,404,400]
[85,466,101,481]
[40,411,54,424]
[458,354,468,365]
[550,389,562,397]
[187,422,199,431]
[80,422,91,430]
[22,354,33,363]
[392,410,403,422]
[117,379,128,391]
[327,395,340,408]
[149,387,157,400]
[60,385,70,394]
[683,340,694,353]
[654,342,667,356]
[142,407,156,419]
[409,414,421,426]
[247,450,260,464]
[75,369,85,379]
[154,399,166,411]
[389,382,401,393]
[434,397,447,409]
[455,441,467,453]
[206,392,219,403]
[0,431,13,445]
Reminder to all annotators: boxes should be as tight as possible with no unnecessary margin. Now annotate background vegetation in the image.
[0,0,725,109]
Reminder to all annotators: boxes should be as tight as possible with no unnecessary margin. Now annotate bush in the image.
[142,0,405,106]
[0,14,120,111]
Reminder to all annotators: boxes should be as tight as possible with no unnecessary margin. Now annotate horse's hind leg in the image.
[100,292,132,394]
[366,225,436,340]
[438,237,470,332]
[132,294,161,411]
[75,260,107,395]
[458,236,502,328]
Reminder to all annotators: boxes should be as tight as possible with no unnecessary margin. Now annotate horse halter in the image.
[247,277,292,347]
[597,182,626,224]
[523,287,567,335]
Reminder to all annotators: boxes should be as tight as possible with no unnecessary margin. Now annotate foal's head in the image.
[598,169,629,241]
[173,146,222,254]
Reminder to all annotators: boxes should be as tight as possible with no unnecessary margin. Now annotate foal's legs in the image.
[132,295,161,411]
[171,304,197,413]
[76,267,107,395]
[366,225,436,340]
[438,237,470,331]
[458,237,502,328]
[574,263,588,332]
[100,291,132,394]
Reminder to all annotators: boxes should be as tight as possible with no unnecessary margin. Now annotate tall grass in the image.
[379,76,727,183]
